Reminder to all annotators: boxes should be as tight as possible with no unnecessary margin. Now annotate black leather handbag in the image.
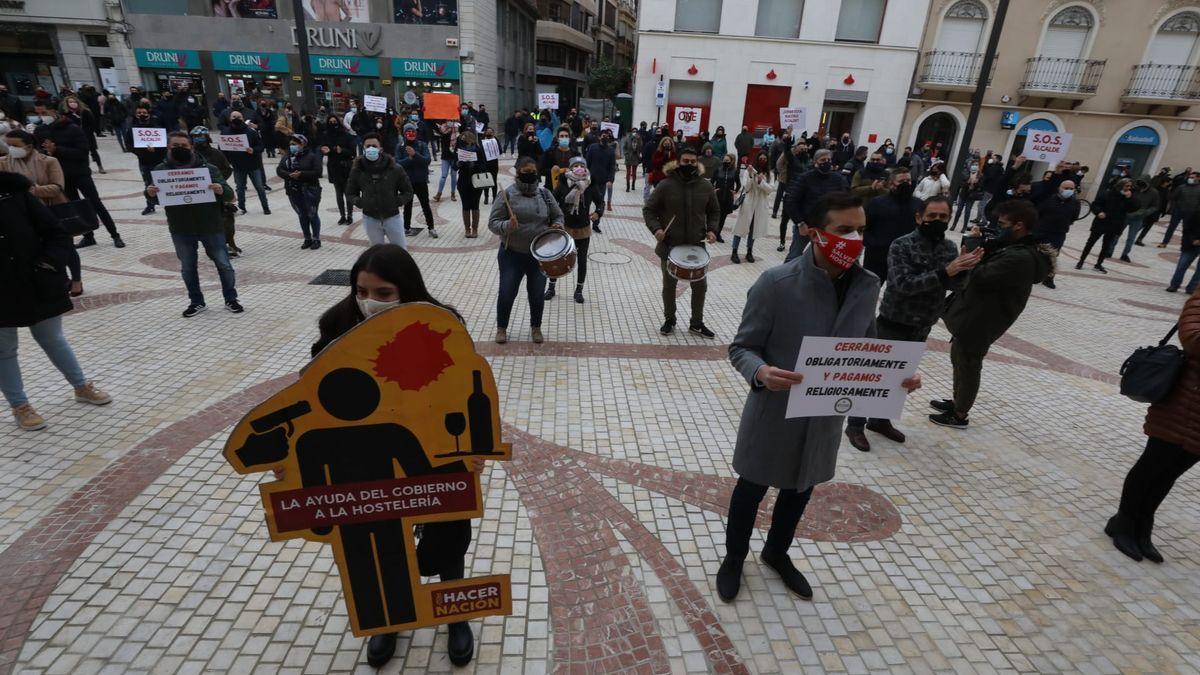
[1119,325,1186,403]
[49,200,100,236]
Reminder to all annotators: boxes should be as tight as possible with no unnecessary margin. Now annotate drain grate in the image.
[309,269,352,286]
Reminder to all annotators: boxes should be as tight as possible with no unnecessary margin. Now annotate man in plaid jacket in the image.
[845,195,982,452]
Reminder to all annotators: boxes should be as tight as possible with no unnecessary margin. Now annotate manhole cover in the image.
[589,251,632,265]
[309,269,351,286]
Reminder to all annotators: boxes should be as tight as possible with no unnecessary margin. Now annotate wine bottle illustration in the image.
[467,370,495,454]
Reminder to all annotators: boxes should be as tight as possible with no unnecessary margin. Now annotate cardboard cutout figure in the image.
[224,303,512,636]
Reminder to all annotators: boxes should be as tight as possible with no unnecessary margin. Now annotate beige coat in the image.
[0,151,67,205]
[732,166,775,238]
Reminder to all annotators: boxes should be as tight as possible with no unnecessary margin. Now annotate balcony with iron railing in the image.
[1018,57,1105,101]
[1122,64,1200,106]
[916,50,996,91]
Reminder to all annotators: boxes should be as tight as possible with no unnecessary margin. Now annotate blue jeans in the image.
[171,232,238,305]
[1121,218,1142,258]
[287,186,322,241]
[1161,208,1191,246]
[0,315,88,407]
[362,213,408,248]
[496,246,546,329]
[785,224,809,262]
[1169,247,1200,292]
[437,159,458,197]
[234,166,269,212]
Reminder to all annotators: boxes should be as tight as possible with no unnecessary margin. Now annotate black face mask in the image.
[676,164,697,178]
[170,147,193,164]
[891,183,914,199]
[329,121,339,128]
[231,119,245,127]
[516,172,539,184]
[918,219,947,240]
[816,163,832,174]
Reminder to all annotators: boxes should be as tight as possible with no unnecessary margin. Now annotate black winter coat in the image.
[33,119,91,178]
[220,123,264,171]
[318,127,356,183]
[0,173,74,328]
[277,149,323,193]
[863,193,924,279]
[126,118,167,168]
[785,168,849,224]
[1090,188,1135,236]
[1033,193,1081,247]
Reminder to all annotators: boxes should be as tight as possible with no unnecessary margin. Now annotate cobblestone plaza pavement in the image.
[2,139,1199,674]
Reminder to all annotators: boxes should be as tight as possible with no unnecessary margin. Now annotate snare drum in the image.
[666,245,711,282]
[530,230,578,279]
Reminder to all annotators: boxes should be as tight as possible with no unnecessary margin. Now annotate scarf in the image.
[515,180,539,197]
[563,169,590,213]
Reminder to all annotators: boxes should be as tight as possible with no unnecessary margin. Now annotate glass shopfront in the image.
[310,55,382,113]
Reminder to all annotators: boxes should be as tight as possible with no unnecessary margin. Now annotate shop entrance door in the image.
[820,104,858,140]
[315,77,382,114]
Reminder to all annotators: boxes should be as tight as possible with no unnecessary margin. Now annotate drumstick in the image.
[662,215,676,235]
[500,185,516,249]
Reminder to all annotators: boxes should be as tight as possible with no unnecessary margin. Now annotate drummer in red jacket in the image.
[643,146,720,338]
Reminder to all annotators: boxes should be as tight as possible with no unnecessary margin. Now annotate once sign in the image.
[223,303,513,637]
[786,337,926,419]
[1022,131,1072,165]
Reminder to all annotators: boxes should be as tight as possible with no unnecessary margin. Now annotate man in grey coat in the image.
[717,192,923,603]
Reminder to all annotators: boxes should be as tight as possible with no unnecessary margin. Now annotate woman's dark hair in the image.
[361,132,382,144]
[4,128,34,145]
[312,244,461,356]
[515,156,538,171]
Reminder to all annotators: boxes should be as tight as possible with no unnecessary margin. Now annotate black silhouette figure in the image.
[283,367,466,630]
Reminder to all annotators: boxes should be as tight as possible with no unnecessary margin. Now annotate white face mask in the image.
[356,296,400,318]
[7,147,27,160]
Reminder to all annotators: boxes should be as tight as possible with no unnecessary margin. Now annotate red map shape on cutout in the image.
[373,323,454,390]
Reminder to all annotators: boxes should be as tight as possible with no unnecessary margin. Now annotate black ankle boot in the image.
[1105,512,1143,562]
[574,284,584,303]
[544,282,556,300]
[366,633,398,667]
[715,556,743,602]
[1137,516,1164,563]
[447,622,474,666]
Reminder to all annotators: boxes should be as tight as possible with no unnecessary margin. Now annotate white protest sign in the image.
[1022,130,1073,165]
[482,138,500,161]
[475,122,485,133]
[779,107,806,133]
[456,149,478,163]
[537,92,559,110]
[786,337,926,419]
[601,121,620,138]
[673,107,702,136]
[151,168,218,207]
[363,94,388,113]
[133,127,167,148]
[216,133,249,152]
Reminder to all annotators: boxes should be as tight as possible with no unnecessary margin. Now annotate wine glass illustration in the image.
[440,412,467,457]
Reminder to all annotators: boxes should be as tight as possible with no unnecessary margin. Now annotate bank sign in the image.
[212,51,289,73]
[309,55,380,77]
[134,49,200,70]
[391,58,460,80]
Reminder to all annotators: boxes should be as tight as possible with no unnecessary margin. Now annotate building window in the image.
[836,0,886,43]
[935,0,986,53]
[84,34,110,48]
[605,1,616,28]
[755,0,803,39]
[123,0,188,14]
[675,0,722,33]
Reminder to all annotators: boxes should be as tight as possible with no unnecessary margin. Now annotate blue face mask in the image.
[289,144,301,155]
[409,114,418,121]
[363,146,381,161]
[558,138,569,148]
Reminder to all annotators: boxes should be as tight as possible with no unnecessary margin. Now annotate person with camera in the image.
[846,196,980,452]
[1,170,111,431]
[719,192,922,602]
[929,200,1052,429]
[1106,287,1199,562]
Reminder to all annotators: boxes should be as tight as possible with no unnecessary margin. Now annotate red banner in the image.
[269,472,477,532]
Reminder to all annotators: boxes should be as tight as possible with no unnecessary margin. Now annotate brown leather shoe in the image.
[866,419,906,443]
[531,328,544,344]
[845,427,870,452]
[494,328,507,344]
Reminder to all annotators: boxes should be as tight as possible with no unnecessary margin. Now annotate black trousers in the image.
[333,180,352,219]
[405,182,435,230]
[584,183,606,227]
[64,173,118,238]
[1115,436,1198,534]
[848,317,931,429]
[1079,230,1118,266]
[548,236,591,286]
[724,477,814,562]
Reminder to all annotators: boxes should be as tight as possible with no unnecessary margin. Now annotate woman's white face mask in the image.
[7,146,28,160]
[356,297,400,318]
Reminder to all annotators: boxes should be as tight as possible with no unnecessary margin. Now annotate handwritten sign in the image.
[779,107,807,134]
[1022,131,1072,165]
[673,107,702,136]
[456,149,477,163]
[481,138,500,161]
[133,127,167,148]
[786,337,926,419]
[364,94,388,113]
[216,133,249,152]
[600,122,620,138]
[151,168,217,207]
[537,92,559,111]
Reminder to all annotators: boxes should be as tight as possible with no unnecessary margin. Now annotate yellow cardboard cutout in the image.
[223,303,512,636]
